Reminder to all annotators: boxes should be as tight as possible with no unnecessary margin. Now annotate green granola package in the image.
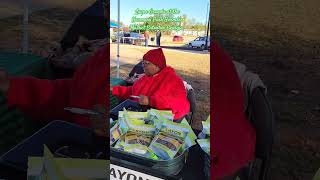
[149,133,184,160]
[119,111,148,123]
[121,108,156,135]
[197,115,210,156]
[127,111,148,120]
[114,141,158,160]
[126,120,156,135]
[180,118,197,152]
[159,119,189,140]
[111,108,199,161]
[147,109,174,129]
[110,123,123,145]
[158,110,174,121]
[202,115,210,135]
[196,139,210,155]
[124,132,153,146]
[149,119,190,160]
[148,109,174,121]
[122,108,145,124]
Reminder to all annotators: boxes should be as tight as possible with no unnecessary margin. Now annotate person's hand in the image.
[110,86,113,92]
[90,104,108,137]
[43,44,64,60]
[139,95,149,106]
[0,70,10,95]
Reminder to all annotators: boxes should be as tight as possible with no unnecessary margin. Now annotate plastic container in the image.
[110,78,127,109]
[110,99,188,177]
[110,99,148,120]
[110,147,187,177]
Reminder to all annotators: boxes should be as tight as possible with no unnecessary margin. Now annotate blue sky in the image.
[110,0,210,26]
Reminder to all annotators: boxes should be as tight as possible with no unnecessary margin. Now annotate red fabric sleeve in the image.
[112,86,132,100]
[6,45,109,123]
[149,78,188,119]
[211,43,256,179]
[7,77,72,121]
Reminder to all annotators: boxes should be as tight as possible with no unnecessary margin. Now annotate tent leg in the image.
[22,0,29,54]
[116,0,120,78]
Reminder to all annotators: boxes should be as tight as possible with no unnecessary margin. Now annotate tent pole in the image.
[205,1,210,50]
[116,0,120,78]
[22,0,29,54]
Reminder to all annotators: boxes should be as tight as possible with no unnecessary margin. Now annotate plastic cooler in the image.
[110,100,188,179]
[110,77,127,109]
[111,147,187,179]
[0,52,53,78]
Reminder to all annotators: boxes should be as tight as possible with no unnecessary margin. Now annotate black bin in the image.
[110,99,148,120]
[110,99,188,178]
[111,147,187,178]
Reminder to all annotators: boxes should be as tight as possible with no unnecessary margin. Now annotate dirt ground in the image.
[214,26,320,180]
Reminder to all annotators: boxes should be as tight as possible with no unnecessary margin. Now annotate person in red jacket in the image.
[211,43,256,179]
[0,45,108,136]
[111,48,190,121]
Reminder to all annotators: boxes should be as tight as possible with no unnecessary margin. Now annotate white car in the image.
[188,36,210,50]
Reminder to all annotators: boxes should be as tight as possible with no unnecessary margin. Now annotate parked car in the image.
[172,35,184,42]
[113,31,125,42]
[188,36,210,50]
[120,32,144,45]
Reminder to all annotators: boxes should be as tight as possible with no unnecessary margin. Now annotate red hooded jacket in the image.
[7,45,108,127]
[112,66,190,120]
[212,43,256,179]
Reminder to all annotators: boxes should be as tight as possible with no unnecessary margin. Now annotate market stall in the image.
[109,99,210,180]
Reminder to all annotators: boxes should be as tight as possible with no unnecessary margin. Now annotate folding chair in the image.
[183,81,197,125]
[235,86,275,180]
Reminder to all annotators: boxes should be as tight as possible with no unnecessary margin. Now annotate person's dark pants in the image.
[0,120,108,177]
[145,39,148,47]
[156,37,161,46]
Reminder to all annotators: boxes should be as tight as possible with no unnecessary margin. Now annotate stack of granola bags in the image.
[196,115,210,156]
[110,108,197,161]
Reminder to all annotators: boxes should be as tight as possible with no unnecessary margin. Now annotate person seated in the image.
[111,48,190,121]
[0,45,109,137]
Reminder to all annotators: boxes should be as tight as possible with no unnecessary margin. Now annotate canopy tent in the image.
[110,21,121,28]
[115,0,121,78]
